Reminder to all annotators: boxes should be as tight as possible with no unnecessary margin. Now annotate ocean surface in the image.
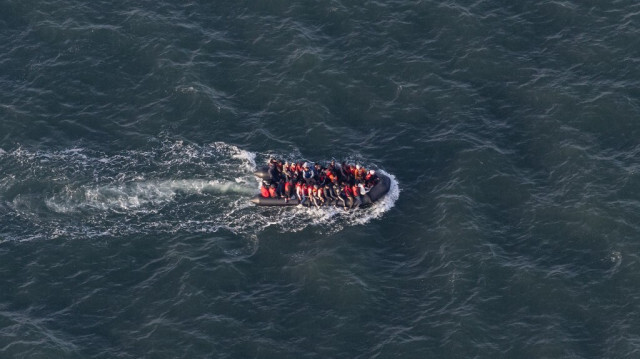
[1,0,639,358]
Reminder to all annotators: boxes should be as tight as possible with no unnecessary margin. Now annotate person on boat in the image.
[351,182,362,208]
[282,162,293,181]
[316,168,328,186]
[304,182,313,206]
[317,184,327,206]
[288,162,299,182]
[326,160,337,174]
[350,164,359,179]
[365,169,379,187]
[276,177,285,198]
[260,182,270,198]
[296,181,307,206]
[325,164,338,184]
[306,183,316,207]
[268,160,280,184]
[284,179,294,203]
[309,184,319,208]
[268,183,278,198]
[353,164,362,181]
[342,183,354,210]
[358,182,371,203]
[340,162,352,183]
[349,164,357,181]
[332,180,346,208]
[354,165,367,182]
[302,162,315,185]
[323,183,336,205]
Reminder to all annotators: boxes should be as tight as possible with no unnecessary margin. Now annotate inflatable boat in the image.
[250,167,391,207]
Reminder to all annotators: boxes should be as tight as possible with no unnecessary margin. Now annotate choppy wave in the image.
[3,0,640,357]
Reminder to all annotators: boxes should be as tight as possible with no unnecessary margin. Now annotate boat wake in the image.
[0,141,400,242]
[45,179,257,213]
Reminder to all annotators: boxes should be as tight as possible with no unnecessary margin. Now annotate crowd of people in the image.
[259,159,380,210]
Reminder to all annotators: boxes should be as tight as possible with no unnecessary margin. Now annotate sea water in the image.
[1,1,639,358]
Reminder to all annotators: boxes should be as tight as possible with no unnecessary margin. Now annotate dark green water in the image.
[2,1,640,358]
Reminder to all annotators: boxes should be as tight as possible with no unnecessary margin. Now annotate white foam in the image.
[353,169,401,224]
[4,142,400,241]
[45,179,255,213]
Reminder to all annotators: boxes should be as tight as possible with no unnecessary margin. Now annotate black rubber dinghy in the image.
[250,167,391,207]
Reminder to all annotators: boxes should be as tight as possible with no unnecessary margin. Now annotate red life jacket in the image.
[269,187,277,198]
[260,186,270,198]
[343,186,353,197]
[306,186,313,196]
[284,181,293,192]
[351,185,360,196]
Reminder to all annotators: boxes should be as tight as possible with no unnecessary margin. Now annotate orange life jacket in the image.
[327,171,337,183]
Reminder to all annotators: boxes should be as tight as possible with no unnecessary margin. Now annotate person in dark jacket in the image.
[302,162,315,185]
[332,180,346,208]
[268,161,280,184]
[339,161,351,183]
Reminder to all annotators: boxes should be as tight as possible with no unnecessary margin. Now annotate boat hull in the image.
[251,168,391,207]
